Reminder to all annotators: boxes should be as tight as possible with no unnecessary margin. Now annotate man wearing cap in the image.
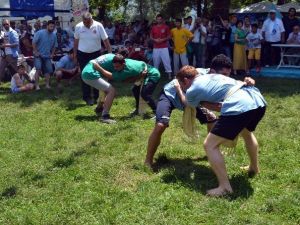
[262,10,285,66]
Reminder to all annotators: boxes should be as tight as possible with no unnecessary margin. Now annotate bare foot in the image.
[46,85,51,89]
[206,186,233,197]
[144,161,153,170]
[35,85,40,91]
[240,165,259,178]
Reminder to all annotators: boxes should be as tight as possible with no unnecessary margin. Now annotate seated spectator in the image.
[54,49,80,92]
[286,25,300,44]
[11,64,34,93]
[286,25,300,64]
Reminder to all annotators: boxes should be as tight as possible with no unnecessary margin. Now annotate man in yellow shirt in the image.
[171,18,194,74]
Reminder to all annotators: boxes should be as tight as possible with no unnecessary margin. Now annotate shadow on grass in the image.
[0,86,10,94]
[156,154,253,200]
[0,88,59,107]
[74,115,99,122]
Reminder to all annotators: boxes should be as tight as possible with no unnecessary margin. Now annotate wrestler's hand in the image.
[243,77,255,86]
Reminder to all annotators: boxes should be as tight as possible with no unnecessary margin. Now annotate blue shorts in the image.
[156,92,217,126]
[11,87,20,93]
[34,57,53,75]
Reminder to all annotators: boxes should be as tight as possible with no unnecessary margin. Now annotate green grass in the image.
[0,76,299,225]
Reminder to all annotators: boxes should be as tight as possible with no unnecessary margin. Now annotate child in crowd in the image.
[11,64,35,93]
[246,24,263,74]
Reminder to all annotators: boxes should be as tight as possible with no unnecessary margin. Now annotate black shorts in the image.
[211,106,266,140]
[156,92,217,126]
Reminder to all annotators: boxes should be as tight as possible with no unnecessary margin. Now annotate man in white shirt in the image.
[286,25,300,44]
[0,19,19,83]
[262,10,285,66]
[74,12,112,106]
[188,17,206,67]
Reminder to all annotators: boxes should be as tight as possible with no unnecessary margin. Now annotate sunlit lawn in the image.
[0,76,299,225]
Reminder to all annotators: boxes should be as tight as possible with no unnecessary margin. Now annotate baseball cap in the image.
[269,9,276,13]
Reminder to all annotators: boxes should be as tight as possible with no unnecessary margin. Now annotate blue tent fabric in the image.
[9,0,54,19]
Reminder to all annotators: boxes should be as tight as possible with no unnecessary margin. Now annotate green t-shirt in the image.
[81,54,160,84]
[112,59,160,84]
[81,53,115,80]
[235,28,247,45]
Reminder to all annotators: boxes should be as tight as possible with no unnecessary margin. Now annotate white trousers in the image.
[152,48,172,73]
[173,52,189,75]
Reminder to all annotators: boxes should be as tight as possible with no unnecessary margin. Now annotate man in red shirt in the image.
[150,14,172,79]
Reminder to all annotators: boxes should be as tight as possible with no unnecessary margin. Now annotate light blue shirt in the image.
[32,29,58,58]
[186,74,267,116]
[163,79,185,110]
[56,55,76,70]
[5,28,19,58]
[164,68,210,110]
[230,24,237,43]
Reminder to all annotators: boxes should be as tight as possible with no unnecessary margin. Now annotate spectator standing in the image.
[262,10,285,66]
[233,20,247,74]
[188,17,206,67]
[229,15,237,60]
[0,19,19,83]
[219,17,232,58]
[171,19,194,75]
[73,12,112,106]
[32,20,57,90]
[150,14,172,79]
[246,24,263,73]
[282,8,300,41]
[105,21,116,45]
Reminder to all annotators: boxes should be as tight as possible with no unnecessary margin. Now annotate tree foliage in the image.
[89,0,300,22]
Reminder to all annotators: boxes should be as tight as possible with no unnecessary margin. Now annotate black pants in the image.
[77,50,101,101]
[132,80,157,113]
[263,41,281,66]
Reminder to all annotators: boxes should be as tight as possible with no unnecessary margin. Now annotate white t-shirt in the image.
[192,25,206,43]
[262,18,285,42]
[200,25,207,45]
[74,20,108,53]
[287,32,300,44]
[246,32,263,49]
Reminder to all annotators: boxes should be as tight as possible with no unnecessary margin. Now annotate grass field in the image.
[0,76,299,225]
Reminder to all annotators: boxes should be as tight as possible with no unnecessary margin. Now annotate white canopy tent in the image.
[277,2,300,13]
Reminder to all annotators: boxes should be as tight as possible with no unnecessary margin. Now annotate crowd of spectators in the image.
[0,7,299,91]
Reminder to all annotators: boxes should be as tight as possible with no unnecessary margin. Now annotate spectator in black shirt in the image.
[283,7,300,40]
[219,17,232,58]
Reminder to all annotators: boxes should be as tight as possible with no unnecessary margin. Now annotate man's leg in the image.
[145,123,167,167]
[203,133,233,196]
[173,53,180,75]
[0,57,8,82]
[240,128,259,174]
[55,70,63,91]
[152,48,161,70]
[160,48,172,79]
[19,83,35,92]
[180,53,189,67]
[44,58,53,89]
[131,84,141,114]
[141,81,157,113]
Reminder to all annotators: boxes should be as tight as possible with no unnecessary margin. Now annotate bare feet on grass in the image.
[240,165,259,178]
[206,186,233,197]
